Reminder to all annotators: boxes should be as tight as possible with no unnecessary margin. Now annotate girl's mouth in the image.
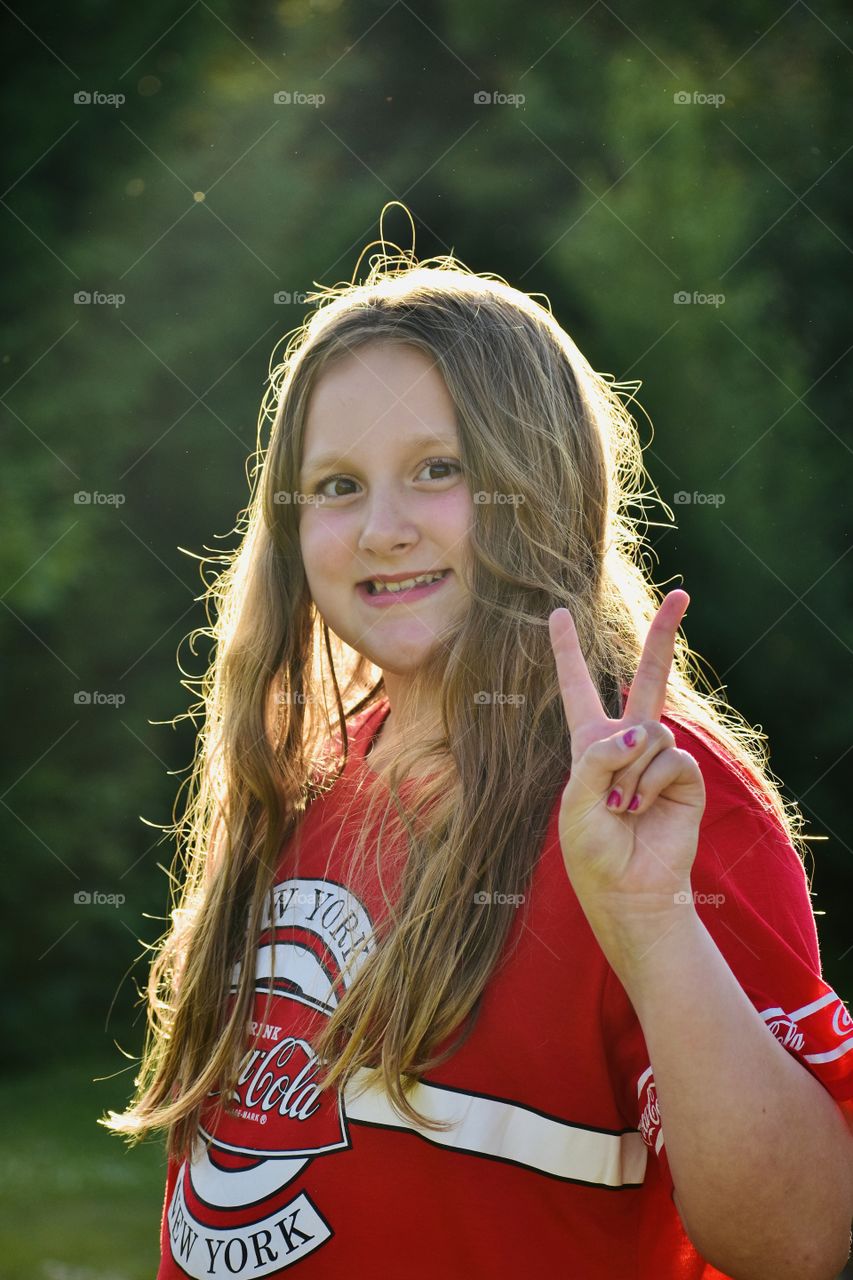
[356,569,452,606]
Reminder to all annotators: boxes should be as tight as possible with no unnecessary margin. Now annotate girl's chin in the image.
[354,631,443,668]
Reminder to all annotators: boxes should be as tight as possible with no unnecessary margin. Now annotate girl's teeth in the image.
[368,571,446,594]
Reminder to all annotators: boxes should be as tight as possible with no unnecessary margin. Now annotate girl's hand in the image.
[548,590,706,940]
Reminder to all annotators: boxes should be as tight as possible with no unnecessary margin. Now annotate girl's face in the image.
[297,342,473,676]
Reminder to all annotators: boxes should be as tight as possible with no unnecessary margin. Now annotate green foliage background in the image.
[2,1,851,1270]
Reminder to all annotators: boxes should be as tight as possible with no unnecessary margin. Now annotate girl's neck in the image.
[366,703,447,779]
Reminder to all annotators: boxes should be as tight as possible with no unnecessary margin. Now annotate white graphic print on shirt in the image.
[165,877,377,1277]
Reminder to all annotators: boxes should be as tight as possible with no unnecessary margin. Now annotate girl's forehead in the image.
[311,341,439,395]
[303,345,459,441]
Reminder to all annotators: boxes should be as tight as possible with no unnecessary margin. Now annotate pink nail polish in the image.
[623,729,638,748]
[628,794,640,812]
[606,789,621,809]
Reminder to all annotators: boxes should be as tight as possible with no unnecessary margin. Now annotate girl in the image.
[103,217,853,1279]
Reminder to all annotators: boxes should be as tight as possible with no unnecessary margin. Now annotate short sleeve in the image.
[603,729,853,1198]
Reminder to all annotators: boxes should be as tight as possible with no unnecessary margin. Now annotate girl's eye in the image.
[419,457,460,482]
[314,475,356,499]
[312,458,460,499]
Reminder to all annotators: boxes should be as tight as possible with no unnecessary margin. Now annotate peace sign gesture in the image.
[548,590,706,944]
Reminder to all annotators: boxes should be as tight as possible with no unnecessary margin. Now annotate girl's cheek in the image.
[297,514,321,570]
[299,512,351,573]
[428,485,475,534]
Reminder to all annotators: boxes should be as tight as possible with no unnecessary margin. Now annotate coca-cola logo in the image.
[163,877,380,1273]
[639,1079,661,1148]
[199,991,349,1160]
[832,1001,853,1038]
[165,875,377,1260]
[235,1037,321,1117]
[765,1015,804,1052]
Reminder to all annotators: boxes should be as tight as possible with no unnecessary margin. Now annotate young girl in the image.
[103,220,853,1279]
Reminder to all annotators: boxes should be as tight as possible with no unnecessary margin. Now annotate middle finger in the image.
[622,590,689,726]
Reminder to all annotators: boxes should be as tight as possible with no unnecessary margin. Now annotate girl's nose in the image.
[357,493,419,555]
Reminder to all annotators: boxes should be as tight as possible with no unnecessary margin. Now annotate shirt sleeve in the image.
[602,734,853,1199]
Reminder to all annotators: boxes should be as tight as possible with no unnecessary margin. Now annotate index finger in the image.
[548,606,606,735]
[623,589,689,724]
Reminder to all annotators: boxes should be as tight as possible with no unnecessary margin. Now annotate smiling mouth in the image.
[360,569,452,597]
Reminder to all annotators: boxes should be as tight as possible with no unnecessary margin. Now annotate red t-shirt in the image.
[157,698,853,1279]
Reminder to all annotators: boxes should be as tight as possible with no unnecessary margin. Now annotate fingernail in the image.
[628,794,640,812]
[622,726,644,748]
[606,789,622,809]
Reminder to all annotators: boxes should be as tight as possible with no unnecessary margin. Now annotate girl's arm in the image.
[596,902,853,1280]
[548,593,852,1279]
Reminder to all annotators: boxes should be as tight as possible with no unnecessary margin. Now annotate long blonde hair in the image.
[101,215,807,1165]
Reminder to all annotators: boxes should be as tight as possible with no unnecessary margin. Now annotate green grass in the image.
[0,1054,167,1279]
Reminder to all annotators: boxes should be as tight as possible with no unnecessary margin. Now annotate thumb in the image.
[567,724,648,808]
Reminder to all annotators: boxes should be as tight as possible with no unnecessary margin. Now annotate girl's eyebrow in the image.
[299,432,458,480]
